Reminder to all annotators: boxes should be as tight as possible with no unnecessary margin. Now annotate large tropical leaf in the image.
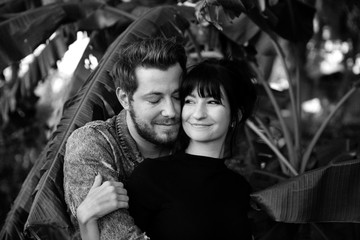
[0,148,48,240]
[11,6,189,240]
[251,158,360,223]
[195,0,315,43]
[19,28,70,96]
[0,1,104,71]
[67,7,136,99]
[0,0,41,17]
[0,1,140,131]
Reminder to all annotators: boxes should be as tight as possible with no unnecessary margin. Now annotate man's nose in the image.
[161,98,178,118]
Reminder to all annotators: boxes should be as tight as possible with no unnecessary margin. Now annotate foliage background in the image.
[1,0,360,239]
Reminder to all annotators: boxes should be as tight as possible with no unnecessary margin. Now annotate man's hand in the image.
[77,174,129,224]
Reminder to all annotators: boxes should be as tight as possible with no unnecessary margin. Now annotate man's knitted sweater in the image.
[64,110,147,240]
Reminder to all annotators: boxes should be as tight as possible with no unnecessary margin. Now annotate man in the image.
[64,37,187,240]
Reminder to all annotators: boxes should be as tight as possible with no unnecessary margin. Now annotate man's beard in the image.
[129,106,179,147]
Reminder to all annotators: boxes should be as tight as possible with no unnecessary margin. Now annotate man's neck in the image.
[126,112,171,159]
[138,144,171,159]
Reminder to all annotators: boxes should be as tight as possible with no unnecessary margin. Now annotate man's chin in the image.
[155,130,179,146]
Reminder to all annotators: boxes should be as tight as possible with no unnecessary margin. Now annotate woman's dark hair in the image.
[176,58,258,153]
[180,58,257,125]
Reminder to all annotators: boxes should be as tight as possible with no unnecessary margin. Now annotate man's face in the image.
[128,63,182,146]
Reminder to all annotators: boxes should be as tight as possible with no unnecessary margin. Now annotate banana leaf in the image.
[0,148,47,240]
[0,5,190,240]
[0,2,107,72]
[0,0,41,16]
[251,158,360,223]
[196,0,315,43]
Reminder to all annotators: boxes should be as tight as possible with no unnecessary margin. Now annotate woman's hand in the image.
[77,174,129,225]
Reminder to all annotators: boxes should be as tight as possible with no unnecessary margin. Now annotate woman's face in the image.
[182,86,231,146]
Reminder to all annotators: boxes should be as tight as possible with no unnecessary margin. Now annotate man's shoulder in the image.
[76,114,120,132]
[84,115,117,129]
[68,115,120,142]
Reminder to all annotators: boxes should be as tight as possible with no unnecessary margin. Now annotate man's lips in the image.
[154,121,180,126]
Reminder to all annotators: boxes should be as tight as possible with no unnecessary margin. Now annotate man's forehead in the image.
[134,65,181,91]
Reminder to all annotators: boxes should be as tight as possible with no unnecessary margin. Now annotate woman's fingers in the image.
[114,194,129,209]
[90,174,102,190]
[104,181,129,208]
[91,179,129,208]
[101,181,128,197]
[78,176,131,222]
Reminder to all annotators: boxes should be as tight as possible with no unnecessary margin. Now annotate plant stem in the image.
[269,36,299,167]
[252,65,297,170]
[254,116,275,144]
[103,6,138,21]
[300,86,357,173]
[247,120,298,176]
[244,10,298,168]
[294,43,302,169]
[310,223,330,240]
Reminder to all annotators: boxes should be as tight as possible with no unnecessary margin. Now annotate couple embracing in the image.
[64,37,257,240]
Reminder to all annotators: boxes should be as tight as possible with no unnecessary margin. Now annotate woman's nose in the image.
[192,103,207,119]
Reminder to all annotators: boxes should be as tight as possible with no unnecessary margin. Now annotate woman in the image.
[127,58,257,240]
[77,58,257,240]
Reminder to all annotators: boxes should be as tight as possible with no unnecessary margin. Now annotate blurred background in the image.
[1,0,360,239]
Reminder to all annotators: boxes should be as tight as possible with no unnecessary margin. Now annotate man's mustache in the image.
[154,118,180,125]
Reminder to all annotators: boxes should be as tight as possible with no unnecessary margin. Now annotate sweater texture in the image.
[64,110,147,240]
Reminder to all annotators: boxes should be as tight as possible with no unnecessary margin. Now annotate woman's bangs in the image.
[181,62,223,101]
[196,77,222,101]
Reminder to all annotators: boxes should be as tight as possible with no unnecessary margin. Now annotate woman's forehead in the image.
[188,85,226,98]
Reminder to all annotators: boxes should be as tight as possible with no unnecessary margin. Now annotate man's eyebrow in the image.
[143,92,162,97]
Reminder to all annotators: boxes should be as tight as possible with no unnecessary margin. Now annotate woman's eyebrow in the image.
[185,93,196,98]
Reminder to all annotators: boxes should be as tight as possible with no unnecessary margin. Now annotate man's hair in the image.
[110,37,187,98]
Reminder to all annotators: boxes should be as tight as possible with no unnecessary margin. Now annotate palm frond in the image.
[251,158,360,223]
[0,2,104,71]
[0,148,47,240]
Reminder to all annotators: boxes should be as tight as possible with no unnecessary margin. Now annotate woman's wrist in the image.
[77,203,100,240]
[77,202,96,225]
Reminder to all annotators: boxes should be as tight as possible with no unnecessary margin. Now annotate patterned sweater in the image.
[64,110,147,240]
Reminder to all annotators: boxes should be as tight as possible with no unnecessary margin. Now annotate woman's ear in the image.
[231,110,243,128]
[238,110,243,122]
[116,87,130,110]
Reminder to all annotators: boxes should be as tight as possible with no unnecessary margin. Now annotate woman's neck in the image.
[185,141,225,159]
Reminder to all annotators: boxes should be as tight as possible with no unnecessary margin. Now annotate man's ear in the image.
[116,87,130,110]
